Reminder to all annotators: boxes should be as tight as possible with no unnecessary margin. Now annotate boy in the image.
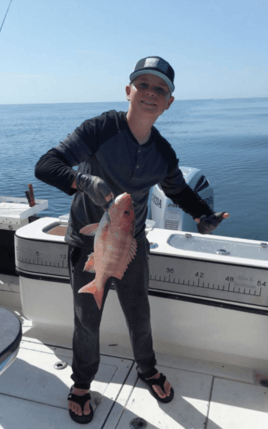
[35,56,229,424]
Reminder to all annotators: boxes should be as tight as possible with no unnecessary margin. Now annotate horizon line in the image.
[1,96,268,107]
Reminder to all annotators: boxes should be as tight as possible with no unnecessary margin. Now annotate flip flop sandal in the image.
[138,370,174,403]
[68,386,94,424]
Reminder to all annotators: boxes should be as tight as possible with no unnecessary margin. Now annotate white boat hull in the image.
[2,210,268,428]
[11,216,268,369]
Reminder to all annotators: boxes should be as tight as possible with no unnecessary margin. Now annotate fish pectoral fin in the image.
[80,223,99,236]
[83,253,95,273]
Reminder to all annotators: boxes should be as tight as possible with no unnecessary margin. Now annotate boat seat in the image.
[0,308,22,375]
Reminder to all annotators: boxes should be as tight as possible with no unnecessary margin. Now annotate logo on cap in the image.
[144,57,169,73]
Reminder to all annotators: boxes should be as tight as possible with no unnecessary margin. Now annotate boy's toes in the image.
[69,401,81,416]
[152,385,166,398]
[148,373,172,399]
[83,401,91,415]
[165,381,172,397]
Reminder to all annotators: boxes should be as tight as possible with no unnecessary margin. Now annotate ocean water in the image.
[1,98,268,241]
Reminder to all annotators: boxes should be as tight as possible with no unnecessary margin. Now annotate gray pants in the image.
[68,234,157,389]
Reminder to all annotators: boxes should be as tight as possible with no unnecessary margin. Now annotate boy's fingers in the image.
[195,212,230,223]
[196,211,230,234]
[105,192,114,202]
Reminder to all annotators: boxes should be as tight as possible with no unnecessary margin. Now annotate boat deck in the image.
[1,311,268,429]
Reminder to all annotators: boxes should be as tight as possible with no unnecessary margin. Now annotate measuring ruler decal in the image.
[149,254,268,307]
[17,252,68,268]
[15,237,69,278]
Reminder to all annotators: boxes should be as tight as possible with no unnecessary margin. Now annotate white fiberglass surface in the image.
[168,234,268,261]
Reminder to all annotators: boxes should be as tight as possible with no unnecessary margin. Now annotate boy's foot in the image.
[68,387,93,423]
[147,372,172,399]
[138,369,174,403]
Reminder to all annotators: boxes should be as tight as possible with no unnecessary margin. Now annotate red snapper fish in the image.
[79,193,137,310]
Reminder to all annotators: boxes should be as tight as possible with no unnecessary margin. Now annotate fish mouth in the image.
[114,193,128,203]
[113,193,133,212]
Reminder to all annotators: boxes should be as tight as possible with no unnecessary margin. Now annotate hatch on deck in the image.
[44,223,67,236]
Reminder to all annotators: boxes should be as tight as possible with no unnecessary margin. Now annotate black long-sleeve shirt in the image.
[35,110,213,247]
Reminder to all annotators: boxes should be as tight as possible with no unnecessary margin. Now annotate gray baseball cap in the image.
[129,56,175,92]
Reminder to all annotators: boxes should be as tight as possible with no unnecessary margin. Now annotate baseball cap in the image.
[129,56,175,92]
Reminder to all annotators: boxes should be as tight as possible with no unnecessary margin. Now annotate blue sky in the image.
[1,0,267,104]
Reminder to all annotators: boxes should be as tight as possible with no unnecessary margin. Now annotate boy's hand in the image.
[195,212,229,234]
[75,173,113,206]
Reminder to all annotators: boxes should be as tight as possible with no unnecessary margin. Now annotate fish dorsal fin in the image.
[80,223,99,236]
[131,238,137,254]
[126,238,137,265]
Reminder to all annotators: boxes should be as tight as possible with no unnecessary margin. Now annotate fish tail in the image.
[78,281,104,310]
[94,288,104,310]
[78,280,98,294]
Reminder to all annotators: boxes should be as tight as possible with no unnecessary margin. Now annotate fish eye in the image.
[124,210,130,215]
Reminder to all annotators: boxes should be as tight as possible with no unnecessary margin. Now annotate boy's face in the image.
[126,74,174,119]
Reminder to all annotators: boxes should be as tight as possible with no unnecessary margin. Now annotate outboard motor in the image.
[150,166,214,232]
